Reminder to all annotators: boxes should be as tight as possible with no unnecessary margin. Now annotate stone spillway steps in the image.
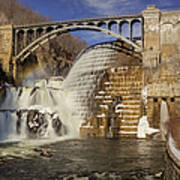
[94,66,143,137]
[109,66,143,137]
[96,95,142,137]
[62,41,142,138]
[62,41,141,123]
[117,97,142,137]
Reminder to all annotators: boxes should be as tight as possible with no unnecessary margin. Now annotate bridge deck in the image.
[14,14,142,29]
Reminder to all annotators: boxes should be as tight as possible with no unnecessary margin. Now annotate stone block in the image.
[0,25,13,74]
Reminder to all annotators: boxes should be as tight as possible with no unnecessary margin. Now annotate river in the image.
[0,138,165,180]
[0,42,166,179]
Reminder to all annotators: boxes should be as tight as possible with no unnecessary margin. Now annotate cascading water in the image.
[0,111,16,141]
[0,41,139,141]
[0,77,76,141]
[0,86,18,141]
[62,41,133,124]
[160,100,170,140]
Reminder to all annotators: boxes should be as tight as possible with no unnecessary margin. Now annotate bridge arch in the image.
[108,21,119,33]
[27,29,35,45]
[131,19,142,41]
[97,21,107,28]
[120,21,130,38]
[17,30,25,50]
[46,26,54,33]
[15,25,142,62]
[36,28,44,38]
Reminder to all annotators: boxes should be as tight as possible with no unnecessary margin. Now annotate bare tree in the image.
[0,0,88,83]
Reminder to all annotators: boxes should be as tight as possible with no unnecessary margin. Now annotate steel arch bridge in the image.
[13,14,143,62]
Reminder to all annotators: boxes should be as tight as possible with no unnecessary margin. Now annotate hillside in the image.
[0,0,87,84]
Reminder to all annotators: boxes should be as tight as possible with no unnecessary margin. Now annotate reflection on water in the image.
[0,138,165,179]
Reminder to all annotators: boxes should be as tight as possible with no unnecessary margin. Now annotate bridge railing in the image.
[13,14,143,58]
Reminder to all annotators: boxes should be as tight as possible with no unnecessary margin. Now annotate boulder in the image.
[16,106,67,138]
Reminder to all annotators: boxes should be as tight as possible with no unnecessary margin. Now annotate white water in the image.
[160,100,170,140]
[137,116,159,138]
[0,78,77,141]
[0,42,137,141]
[62,42,122,124]
[0,111,17,141]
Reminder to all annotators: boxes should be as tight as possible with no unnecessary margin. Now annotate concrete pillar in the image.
[129,20,133,41]
[142,5,161,69]
[0,25,13,75]
[147,97,154,127]
[107,22,111,30]
[119,21,122,34]
[11,56,17,82]
[14,31,18,56]
[23,30,28,48]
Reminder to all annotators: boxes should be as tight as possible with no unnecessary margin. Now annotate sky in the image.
[18,0,180,44]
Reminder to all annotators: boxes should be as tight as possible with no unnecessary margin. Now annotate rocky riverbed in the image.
[0,138,165,180]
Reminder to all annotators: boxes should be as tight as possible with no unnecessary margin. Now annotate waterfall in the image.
[0,77,76,141]
[0,111,17,141]
[0,87,18,110]
[160,100,170,140]
[0,86,18,141]
[62,42,125,125]
[0,41,134,141]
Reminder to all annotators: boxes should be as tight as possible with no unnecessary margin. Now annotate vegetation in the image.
[0,0,47,24]
[0,0,87,81]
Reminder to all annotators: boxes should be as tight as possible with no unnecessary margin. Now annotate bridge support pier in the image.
[0,25,13,80]
[11,56,17,83]
[142,5,161,70]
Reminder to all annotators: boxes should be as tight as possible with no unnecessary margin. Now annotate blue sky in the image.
[18,0,180,44]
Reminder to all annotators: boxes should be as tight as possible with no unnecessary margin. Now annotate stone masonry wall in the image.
[147,79,180,128]
[0,25,13,75]
[142,5,161,69]
[142,6,180,131]
[80,65,143,138]
[160,10,180,66]
[142,6,180,79]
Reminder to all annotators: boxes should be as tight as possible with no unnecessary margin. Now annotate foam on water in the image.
[160,100,170,140]
[0,78,76,141]
[62,42,124,124]
[0,41,136,141]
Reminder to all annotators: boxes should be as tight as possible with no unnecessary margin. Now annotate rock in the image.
[121,175,138,180]
[0,159,5,165]
[40,151,52,158]
[16,106,67,138]
[155,171,162,177]
[88,174,98,180]
[144,175,155,180]
[75,177,88,180]
[152,132,161,140]
[33,148,43,152]
[66,174,77,180]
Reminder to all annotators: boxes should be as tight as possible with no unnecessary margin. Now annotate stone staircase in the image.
[100,66,143,137]
[110,66,143,137]
[117,96,142,137]
[80,65,143,138]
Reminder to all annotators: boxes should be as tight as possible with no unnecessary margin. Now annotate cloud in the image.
[68,0,179,45]
[84,0,136,15]
[84,0,178,16]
